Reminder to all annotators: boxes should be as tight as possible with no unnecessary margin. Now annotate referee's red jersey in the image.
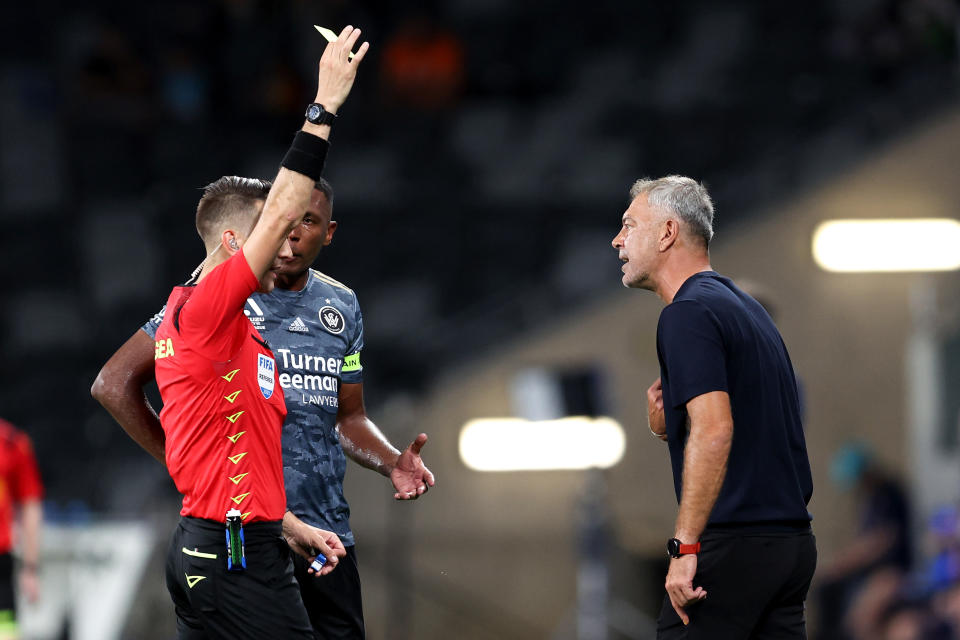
[0,419,43,554]
[155,251,287,523]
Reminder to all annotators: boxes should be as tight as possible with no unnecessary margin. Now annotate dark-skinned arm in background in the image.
[336,382,435,500]
[664,390,734,625]
[91,329,165,466]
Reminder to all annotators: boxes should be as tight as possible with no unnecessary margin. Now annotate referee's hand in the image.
[665,555,707,625]
[282,511,347,576]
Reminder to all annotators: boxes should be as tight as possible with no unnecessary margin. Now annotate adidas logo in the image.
[287,317,309,333]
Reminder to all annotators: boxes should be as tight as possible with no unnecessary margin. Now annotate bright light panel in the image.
[459,416,626,472]
[812,219,960,272]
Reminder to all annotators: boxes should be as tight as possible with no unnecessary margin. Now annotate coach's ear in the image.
[658,219,680,252]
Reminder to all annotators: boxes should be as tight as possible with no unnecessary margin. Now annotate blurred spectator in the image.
[817,443,913,640]
[0,418,43,640]
[73,23,153,129]
[159,43,210,123]
[380,12,464,111]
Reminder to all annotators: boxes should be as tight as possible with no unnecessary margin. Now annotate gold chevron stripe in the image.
[185,574,207,588]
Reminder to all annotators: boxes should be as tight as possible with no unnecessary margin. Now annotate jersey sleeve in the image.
[141,305,166,339]
[9,433,43,502]
[178,250,260,360]
[657,299,728,409]
[341,294,364,384]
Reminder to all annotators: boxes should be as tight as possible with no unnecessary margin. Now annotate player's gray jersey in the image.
[143,269,364,545]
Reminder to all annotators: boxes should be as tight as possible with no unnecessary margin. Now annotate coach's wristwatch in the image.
[305,103,337,126]
[667,538,701,559]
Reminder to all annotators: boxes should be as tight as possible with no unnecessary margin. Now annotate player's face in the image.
[257,238,293,293]
[612,195,660,289]
[278,189,337,280]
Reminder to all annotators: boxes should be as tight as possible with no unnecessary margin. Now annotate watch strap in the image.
[305,103,337,126]
[677,541,701,555]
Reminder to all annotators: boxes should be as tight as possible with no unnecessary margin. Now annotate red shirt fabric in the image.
[155,251,288,523]
[0,419,44,554]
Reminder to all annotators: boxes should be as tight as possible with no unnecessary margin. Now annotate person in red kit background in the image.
[0,418,43,640]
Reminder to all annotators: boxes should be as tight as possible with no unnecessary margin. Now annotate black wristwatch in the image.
[667,538,701,559]
[305,103,337,126]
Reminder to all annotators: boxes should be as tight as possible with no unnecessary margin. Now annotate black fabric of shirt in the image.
[656,271,813,527]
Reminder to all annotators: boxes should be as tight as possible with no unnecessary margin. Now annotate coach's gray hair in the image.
[629,176,714,247]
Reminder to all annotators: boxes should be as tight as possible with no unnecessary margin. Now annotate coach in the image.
[611,176,816,639]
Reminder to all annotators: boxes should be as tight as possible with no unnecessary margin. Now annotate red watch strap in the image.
[678,542,701,555]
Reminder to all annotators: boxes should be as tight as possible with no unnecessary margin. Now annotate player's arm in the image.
[337,383,435,500]
[243,26,368,278]
[91,329,165,465]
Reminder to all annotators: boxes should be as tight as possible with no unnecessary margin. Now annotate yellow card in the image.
[314,25,355,59]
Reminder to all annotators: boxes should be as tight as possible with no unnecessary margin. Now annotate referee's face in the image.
[277,188,336,284]
[613,195,659,290]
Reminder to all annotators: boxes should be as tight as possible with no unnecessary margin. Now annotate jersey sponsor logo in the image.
[287,316,309,333]
[318,306,345,335]
[274,347,341,406]
[154,338,174,360]
[257,354,276,399]
[244,298,266,331]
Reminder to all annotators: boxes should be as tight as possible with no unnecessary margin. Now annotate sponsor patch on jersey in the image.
[318,306,345,335]
[257,353,276,399]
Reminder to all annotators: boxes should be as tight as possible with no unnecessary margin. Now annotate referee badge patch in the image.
[257,354,276,399]
[318,306,345,335]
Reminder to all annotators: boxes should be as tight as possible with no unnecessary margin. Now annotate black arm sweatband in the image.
[281,131,330,181]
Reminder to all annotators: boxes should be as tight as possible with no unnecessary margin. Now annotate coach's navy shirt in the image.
[656,271,812,528]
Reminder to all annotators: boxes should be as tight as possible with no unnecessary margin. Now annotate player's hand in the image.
[664,554,706,625]
[648,377,667,441]
[282,511,347,576]
[391,433,435,500]
[314,25,370,113]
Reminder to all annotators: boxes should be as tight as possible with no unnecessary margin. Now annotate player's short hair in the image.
[195,176,273,248]
[630,175,714,247]
[315,177,334,205]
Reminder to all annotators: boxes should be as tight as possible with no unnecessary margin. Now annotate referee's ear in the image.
[222,230,242,255]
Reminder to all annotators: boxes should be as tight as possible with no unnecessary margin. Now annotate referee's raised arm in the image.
[243,25,369,279]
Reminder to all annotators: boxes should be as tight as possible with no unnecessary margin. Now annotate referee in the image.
[141,27,366,638]
[612,176,816,639]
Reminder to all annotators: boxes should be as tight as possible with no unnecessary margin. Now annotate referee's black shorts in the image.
[165,516,313,640]
[657,527,817,640]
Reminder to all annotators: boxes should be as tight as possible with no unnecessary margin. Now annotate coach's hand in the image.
[391,433,436,500]
[648,378,667,441]
[282,511,347,577]
[314,25,370,114]
[665,554,707,625]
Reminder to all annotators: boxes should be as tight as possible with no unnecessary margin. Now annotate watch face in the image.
[667,538,680,558]
[307,105,321,121]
